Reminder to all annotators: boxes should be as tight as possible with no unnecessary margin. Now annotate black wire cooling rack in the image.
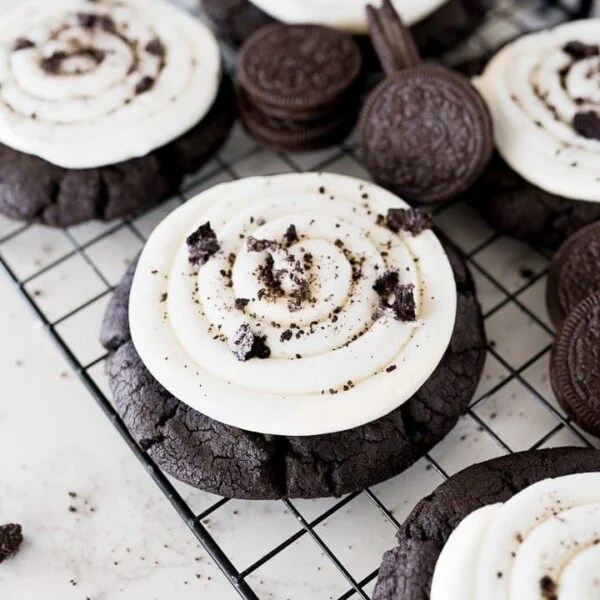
[0,1,598,598]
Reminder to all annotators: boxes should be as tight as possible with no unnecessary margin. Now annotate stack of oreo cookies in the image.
[236,23,363,151]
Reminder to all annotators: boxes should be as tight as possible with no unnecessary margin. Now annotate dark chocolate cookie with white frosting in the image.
[374,448,600,600]
[0,0,235,227]
[469,20,600,248]
[201,0,492,58]
[101,172,486,499]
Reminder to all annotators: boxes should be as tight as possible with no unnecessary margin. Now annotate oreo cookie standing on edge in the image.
[236,23,363,151]
[546,221,600,330]
[357,0,493,205]
[551,291,600,439]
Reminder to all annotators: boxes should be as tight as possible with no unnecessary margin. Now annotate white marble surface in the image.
[0,273,239,600]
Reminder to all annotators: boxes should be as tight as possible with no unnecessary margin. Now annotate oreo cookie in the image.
[236,24,362,151]
[358,1,493,205]
[546,221,600,329]
[551,292,600,439]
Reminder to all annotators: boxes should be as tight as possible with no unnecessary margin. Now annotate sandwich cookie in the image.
[236,23,362,151]
[471,20,600,247]
[551,291,600,439]
[201,0,493,58]
[101,172,486,499]
[358,0,493,205]
[546,221,600,330]
[374,448,600,600]
[0,0,235,227]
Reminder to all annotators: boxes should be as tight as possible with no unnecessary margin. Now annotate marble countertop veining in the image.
[0,272,239,600]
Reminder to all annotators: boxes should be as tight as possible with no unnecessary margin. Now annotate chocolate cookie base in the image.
[0,76,236,228]
[201,0,491,57]
[373,447,600,600]
[100,243,486,500]
[468,154,600,250]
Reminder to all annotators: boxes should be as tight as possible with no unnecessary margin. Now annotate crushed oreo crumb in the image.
[288,274,310,312]
[373,271,399,297]
[145,38,165,58]
[540,575,558,600]
[280,329,293,342]
[186,222,220,266]
[573,111,600,141]
[0,524,23,564]
[386,208,432,235]
[247,237,278,253]
[563,40,599,59]
[393,284,417,322]
[77,12,116,32]
[234,298,250,310]
[13,38,34,51]
[229,324,271,361]
[135,76,155,95]
[283,224,298,247]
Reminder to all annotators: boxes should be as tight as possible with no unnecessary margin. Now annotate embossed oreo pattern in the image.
[551,292,600,437]
[359,66,493,204]
[546,221,600,329]
[237,24,362,113]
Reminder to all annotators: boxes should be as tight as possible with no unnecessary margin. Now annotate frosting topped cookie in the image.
[431,473,600,599]
[0,0,221,168]
[129,173,457,436]
[475,20,600,202]
[245,0,448,34]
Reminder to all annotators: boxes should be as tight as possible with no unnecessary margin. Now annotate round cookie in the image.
[0,78,236,227]
[546,221,600,329]
[0,0,236,227]
[358,64,493,205]
[101,227,485,499]
[236,23,362,151]
[551,292,600,438]
[200,0,493,57]
[467,154,600,250]
[470,19,600,244]
[373,448,600,600]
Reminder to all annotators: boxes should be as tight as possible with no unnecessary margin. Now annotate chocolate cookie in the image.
[201,0,492,58]
[236,24,362,151]
[551,292,600,438]
[546,222,600,329]
[468,154,600,249]
[100,243,486,499]
[373,448,600,600]
[0,76,236,228]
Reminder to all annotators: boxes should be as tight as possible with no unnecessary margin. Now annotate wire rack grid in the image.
[1,1,599,598]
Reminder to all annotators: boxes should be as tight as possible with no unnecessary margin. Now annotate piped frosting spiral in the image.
[475,19,600,202]
[0,0,221,168]
[128,173,457,436]
[431,473,600,600]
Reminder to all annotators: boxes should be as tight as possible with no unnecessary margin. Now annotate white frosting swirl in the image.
[246,0,448,34]
[431,473,600,600]
[475,20,600,202]
[0,0,221,168]
[129,173,457,436]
